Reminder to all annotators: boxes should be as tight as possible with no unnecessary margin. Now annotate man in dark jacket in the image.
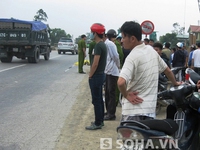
[172,42,186,81]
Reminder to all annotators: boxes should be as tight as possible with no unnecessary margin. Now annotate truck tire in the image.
[0,53,13,63]
[31,47,40,63]
[44,47,50,60]
[58,50,61,54]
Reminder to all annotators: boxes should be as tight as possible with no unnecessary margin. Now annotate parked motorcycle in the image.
[117,72,200,150]
[156,67,186,115]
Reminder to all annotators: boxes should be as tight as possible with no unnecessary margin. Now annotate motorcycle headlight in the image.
[117,128,144,140]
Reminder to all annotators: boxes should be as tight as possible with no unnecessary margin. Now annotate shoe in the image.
[85,122,102,130]
[79,71,86,74]
[91,121,104,127]
[104,115,116,121]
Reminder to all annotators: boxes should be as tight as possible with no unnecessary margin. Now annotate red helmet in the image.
[90,23,105,34]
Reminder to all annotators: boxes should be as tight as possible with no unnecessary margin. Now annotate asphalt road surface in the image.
[0,51,86,150]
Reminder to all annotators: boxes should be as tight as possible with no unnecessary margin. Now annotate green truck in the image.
[0,18,51,63]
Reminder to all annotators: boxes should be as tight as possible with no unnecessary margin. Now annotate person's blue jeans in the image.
[89,73,105,126]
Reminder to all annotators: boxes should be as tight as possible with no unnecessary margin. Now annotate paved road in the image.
[0,51,87,150]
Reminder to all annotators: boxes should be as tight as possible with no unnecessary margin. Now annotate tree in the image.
[172,22,185,35]
[49,28,68,46]
[159,33,178,48]
[34,9,48,22]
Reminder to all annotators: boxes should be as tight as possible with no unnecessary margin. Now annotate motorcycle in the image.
[156,67,186,115]
[117,71,200,150]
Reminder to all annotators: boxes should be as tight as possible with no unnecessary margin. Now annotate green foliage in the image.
[159,33,178,48]
[34,9,48,21]
[49,28,68,45]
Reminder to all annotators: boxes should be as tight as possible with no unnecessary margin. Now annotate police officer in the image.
[78,34,86,73]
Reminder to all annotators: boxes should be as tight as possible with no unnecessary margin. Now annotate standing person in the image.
[103,29,120,120]
[182,43,189,80]
[182,44,189,67]
[153,42,170,68]
[114,34,124,68]
[162,42,171,60]
[117,21,181,122]
[143,38,149,45]
[170,48,176,68]
[85,23,107,130]
[78,34,86,74]
[188,45,196,68]
[149,39,154,47]
[172,42,186,81]
[116,33,130,66]
[88,40,96,66]
[191,42,200,75]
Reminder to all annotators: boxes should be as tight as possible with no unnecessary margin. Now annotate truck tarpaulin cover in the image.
[0,18,47,31]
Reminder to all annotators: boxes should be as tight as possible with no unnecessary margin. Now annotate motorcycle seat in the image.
[190,72,200,84]
[121,119,178,135]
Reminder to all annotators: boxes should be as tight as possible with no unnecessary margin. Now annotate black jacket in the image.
[161,53,170,68]
[172,50,186,67]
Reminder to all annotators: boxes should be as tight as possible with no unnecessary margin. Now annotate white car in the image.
[57,37,77,55]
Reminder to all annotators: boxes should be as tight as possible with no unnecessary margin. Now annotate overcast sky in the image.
[1,0,199,39]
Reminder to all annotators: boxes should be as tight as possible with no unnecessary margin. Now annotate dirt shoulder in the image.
[54,66,121,150]
[54,66,166,150]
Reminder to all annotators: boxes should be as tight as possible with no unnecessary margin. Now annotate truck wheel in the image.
[32,47,40,63]
[0,53,13,63]
[44,47,50,60]
[72,50,75,55]
[63,52,66,54]
[58,50,61,54]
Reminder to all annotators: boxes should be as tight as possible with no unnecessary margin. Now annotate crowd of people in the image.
[77,22,200,130]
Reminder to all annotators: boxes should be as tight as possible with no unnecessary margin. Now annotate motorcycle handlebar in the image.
[157,84,197,101]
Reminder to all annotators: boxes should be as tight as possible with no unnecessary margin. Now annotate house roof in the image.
[188,25,200,33]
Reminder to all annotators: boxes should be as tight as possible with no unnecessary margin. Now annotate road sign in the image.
[141,20,154,35]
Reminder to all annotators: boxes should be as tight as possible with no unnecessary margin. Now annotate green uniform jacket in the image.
[115,40,124,68]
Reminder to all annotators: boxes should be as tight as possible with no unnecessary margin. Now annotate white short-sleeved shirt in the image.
[120,43,167,116]
[192,49,200,67]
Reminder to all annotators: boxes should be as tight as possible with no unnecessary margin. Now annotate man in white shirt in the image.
[192,42,200,75]
[103,29,120,120]
[117,21,181,121]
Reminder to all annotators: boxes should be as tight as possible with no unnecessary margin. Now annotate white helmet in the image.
[176,42,183,48]
[116,33,122,39]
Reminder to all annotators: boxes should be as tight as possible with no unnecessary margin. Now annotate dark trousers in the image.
[105,74,118,117]
[194,67,200,76]
[89,73,105,126]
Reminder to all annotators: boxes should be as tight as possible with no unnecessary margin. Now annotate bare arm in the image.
[117,77,128,98]
[89,55,100,78]
[117,77,143,105]
[163,67,181,85]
